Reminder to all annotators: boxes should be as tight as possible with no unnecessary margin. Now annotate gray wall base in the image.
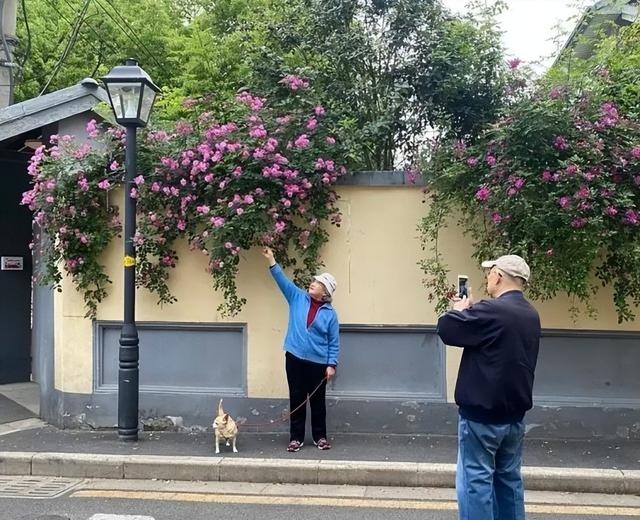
[526,406,640,439]
[42,389,640,440]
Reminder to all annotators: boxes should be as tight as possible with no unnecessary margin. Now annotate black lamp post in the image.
[102,59,159,441]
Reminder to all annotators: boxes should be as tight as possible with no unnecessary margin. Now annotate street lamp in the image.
[102,58,159,441]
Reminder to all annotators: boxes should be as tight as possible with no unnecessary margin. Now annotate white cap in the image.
[313,272,337,297]
[481,254,530,282]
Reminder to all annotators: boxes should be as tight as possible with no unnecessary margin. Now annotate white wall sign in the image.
[1,256,24,271]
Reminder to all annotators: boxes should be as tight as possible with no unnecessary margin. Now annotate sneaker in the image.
[287,440,304,452]
[314,438,331,450]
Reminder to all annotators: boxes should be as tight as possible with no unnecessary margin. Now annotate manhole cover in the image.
[0,476,82,499]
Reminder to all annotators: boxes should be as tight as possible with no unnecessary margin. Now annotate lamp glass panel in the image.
[138,84,158,124]
[107,82,143,120]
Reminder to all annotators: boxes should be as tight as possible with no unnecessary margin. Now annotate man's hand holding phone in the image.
[453,274,473,311]
[453,293,473,311]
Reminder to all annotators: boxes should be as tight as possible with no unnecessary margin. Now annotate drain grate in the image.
[0,476,82,499]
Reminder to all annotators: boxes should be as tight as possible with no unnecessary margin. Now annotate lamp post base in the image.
[118,305,139,440]
[118,428,139,441]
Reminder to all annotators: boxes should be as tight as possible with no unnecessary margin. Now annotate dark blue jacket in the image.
[437,290,541,424]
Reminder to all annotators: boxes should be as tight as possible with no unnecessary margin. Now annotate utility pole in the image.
[0,0,17,108]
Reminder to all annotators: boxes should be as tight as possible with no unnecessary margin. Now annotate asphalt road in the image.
[1,478,639,520]
[1,495,638,520]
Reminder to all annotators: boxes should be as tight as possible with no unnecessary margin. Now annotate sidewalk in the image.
[1,385,639,494]
[0,382,44,436]
[0,382,38,423]
[1,425,639,494]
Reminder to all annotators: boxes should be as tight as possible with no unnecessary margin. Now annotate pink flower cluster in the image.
[236,92,266,112]
[507,58,522,70]
[86,119,99,138]
[553,136,569,151]
[598,102,619,128]
[176,121,194,136]
[72,143,92,160]
[249,125,267,139]
[475,186,491,201]
[549,86,564,100]
[506,177,525,197]
[148,130,172,142]
[64,257,85,272]
[279,74,309,91]
[625,209,639,225]
[205,123,238,141]
[294,134,310,149]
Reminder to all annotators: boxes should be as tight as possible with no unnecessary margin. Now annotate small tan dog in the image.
[213,399,238,454]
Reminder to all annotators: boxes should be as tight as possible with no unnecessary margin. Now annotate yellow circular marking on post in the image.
[123,256,136,267]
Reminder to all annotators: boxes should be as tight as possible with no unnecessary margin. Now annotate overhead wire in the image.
[38,0,91,95]
[40,0,130,93]
[19,2,75,95]
[92,0,166,73]
[41,0,110,72]
[101,0,164,67]
[58,0,122,57]
[32,0,167,97]
[18,0,31,75]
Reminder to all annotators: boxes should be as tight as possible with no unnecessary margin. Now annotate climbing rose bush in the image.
[22,76,347,317]
[21,127,123,317]
[134,80,347,316]
[421,82,640,322]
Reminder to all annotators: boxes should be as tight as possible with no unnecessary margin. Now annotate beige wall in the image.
[54,185,639,398]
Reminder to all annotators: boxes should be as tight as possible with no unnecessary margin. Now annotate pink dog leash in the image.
[234,375,329,430]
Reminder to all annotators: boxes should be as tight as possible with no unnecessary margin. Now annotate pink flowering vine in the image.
[20,123,122,317]
[422,77,640,322]
[25,75,348,318]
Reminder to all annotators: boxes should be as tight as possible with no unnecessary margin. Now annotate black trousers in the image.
[285,352,327,443]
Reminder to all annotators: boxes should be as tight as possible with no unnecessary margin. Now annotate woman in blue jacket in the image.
[262,247,340,452]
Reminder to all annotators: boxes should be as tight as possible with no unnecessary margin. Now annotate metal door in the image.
[0,151,32,383]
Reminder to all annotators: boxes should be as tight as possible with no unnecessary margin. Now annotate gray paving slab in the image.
[0,382,40,415]
[0,394,36,424]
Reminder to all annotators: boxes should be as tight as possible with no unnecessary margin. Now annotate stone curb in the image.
[1,452,638,494]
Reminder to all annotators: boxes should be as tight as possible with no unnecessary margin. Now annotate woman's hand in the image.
[325,366,336,380]
[262,247,276,266]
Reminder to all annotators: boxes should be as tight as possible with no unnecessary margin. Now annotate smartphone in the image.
[457,275,469,299]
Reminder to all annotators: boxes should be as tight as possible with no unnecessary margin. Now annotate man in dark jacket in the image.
[437,255,541,520]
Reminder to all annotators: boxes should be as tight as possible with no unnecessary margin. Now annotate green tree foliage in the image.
[548,19,640,117]
[14,0,182,100]
[15,0,508,171]
[240,0,509,169]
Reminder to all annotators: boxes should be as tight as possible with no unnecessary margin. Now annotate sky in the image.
[442,0,591,70]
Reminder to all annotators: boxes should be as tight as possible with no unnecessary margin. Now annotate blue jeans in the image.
[456,416,525,520]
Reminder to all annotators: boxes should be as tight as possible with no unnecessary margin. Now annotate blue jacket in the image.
[269,264,340,366]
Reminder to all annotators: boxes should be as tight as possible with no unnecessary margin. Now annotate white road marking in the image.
[87,515,155,520]
[0,418,45,436]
